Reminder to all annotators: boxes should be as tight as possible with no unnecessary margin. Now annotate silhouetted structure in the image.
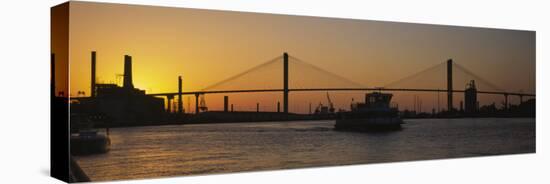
[335,92,403,131]
[51,52,71,182]
[504,94,509,110]
[91,51,96,97]
[71,52,165,126]
[464,80,478,114]
[68,52,535,125]
[145,53,534,118]
[224,96,229,112]
[166,95,173,113]
[178,76,183,114]
[195,93,199,114]
[447,59,453,112]
[93,83,164,124]
[283,52,289,114]
[123,55,134,89]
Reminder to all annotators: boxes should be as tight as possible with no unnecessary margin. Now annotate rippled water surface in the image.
[75,118,535,181]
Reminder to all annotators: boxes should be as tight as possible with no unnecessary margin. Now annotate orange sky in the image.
[58,2,535,113]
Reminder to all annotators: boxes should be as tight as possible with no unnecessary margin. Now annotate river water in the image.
[75,118,535,181]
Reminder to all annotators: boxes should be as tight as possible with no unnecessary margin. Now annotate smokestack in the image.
[91,51,96,97]
[123,55,134,89]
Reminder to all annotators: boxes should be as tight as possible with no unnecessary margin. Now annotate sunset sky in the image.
[56,2,535,113]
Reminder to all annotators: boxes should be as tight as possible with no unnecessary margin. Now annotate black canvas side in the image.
[51,2,70,183]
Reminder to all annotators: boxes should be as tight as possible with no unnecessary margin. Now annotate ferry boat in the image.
[334,92,403,131]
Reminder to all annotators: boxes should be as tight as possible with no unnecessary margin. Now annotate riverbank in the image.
[91,111,534,129]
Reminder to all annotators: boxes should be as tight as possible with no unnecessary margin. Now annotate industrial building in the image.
[464,80,478,114]
[71,52,165,126]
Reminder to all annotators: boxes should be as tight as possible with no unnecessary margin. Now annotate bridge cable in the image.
[452,63,505,92]
[383,62,445,88]
[202,56,283,91]
[288,55,367,88]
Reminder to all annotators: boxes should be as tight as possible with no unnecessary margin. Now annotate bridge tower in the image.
[283,52,289,114]
[178,76,183,114]
[447,59,453,112]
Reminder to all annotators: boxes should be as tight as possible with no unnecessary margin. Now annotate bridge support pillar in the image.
[283,52,289,114]
[447,59,453,112]
[224,96,229,112]
[167,95,174,113]
[195,93,199,114]
[504,94,509,110]
[178,76,183,114]
[277,101,280,113]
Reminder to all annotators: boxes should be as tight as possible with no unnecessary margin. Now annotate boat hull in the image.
[70,134,111,155]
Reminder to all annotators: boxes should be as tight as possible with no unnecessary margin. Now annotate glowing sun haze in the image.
[63,2,535,113]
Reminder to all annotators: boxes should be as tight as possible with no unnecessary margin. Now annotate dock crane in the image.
[326,92,335,113]
[198,94,208,112]
[314,92,335,114]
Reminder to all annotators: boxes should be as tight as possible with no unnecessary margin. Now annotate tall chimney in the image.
[91,51,96,97]
[123,55,134,89]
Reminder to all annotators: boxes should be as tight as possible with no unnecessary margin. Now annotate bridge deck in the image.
[70,88,534,100]
[145,88,535,97]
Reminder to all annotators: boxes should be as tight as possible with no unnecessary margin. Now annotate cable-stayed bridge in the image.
[146,52,535,114]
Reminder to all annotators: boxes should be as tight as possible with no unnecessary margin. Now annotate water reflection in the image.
[76,118,535,181]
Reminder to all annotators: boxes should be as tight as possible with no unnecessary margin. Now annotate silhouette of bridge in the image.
[145,52,535,114]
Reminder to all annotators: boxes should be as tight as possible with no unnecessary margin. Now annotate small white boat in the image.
[71,130,111,155]
[70,114,111,155]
